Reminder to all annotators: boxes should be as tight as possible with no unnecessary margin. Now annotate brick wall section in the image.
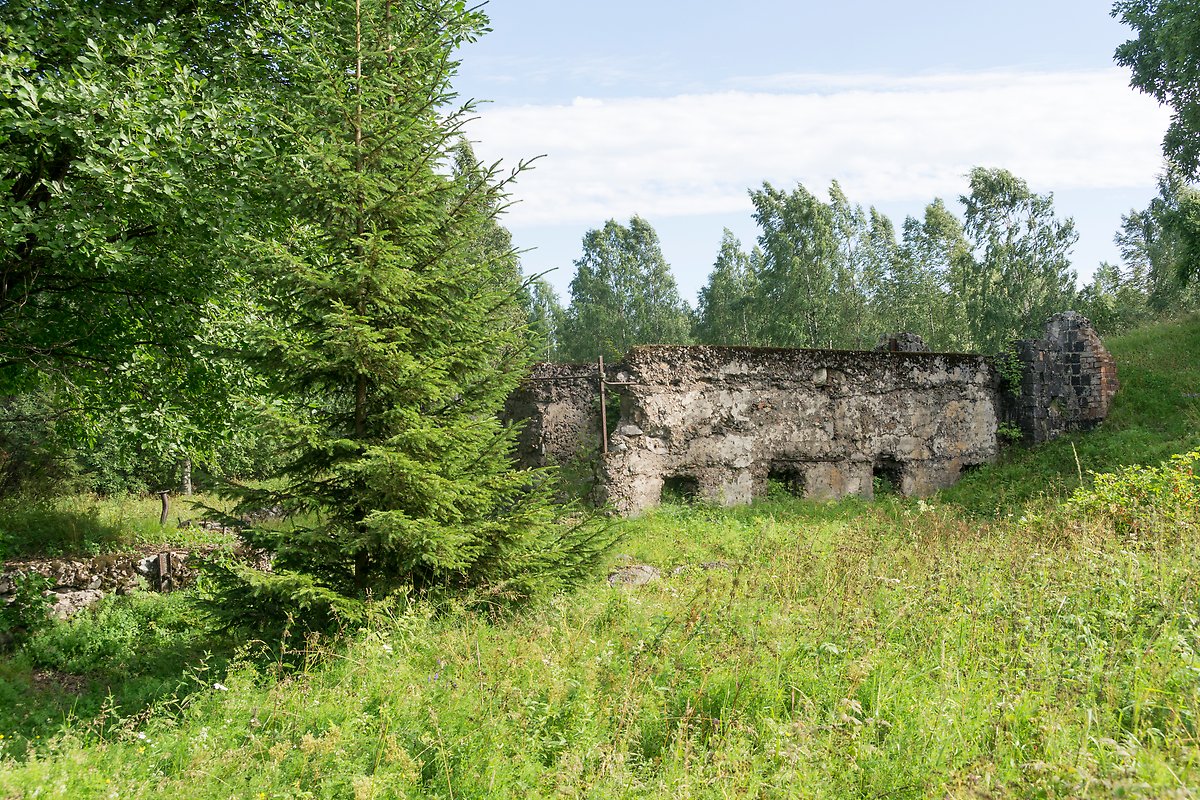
[1002,312,1120,444]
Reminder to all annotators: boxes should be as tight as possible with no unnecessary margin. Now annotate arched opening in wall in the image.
[660,475,700,505]
[872,457,904,497]
[767,464,806,500]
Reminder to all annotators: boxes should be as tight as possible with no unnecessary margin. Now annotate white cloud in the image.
[464,69,1169,227]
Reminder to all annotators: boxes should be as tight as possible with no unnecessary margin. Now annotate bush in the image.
[1065,449,1200,538]
[0,572,53,651]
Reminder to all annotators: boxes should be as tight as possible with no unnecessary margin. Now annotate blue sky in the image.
[453,1,1169,304]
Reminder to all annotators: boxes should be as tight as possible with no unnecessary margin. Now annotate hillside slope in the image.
[943,312,1200,515]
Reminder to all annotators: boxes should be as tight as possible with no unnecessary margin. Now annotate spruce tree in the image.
[207,0,602,630]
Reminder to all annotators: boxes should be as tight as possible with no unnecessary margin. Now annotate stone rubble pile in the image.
[1,549,196,619]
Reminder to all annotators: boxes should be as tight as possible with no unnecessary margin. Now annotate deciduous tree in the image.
[693,230,761,346]
[1115,0,1200,179]
[958,168,1079,352]
[559,216,691,362]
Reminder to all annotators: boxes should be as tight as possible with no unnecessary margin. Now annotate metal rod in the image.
[598,355,608,454]
[520,376,641,386]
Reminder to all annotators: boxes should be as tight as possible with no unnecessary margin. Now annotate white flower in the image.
[213,683,229,692]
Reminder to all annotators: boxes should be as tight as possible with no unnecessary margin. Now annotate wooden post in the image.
[158,491,169,526]
[598,355,608,454]
[157,551,173,592]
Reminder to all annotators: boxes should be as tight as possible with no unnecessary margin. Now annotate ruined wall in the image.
[599,347,999,513]
[1002,312,1120,443]
[506,313,1117,515]
[505,362,603,470]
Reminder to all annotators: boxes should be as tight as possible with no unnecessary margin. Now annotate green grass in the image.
[0,592,235,750]
[942,312,1200,516]
[0,492,237,559]
[3,501,1199,798]
[0,315,1198,797]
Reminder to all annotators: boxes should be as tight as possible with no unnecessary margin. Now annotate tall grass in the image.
[1,494,1199,798]
[0,493,236,559]
[943,313,1200,516]
[0,315,1198,797]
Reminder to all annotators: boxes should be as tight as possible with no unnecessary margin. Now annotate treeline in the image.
[532,166,1200,363]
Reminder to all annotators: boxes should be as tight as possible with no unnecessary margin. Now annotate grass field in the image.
[0,316,1197,798]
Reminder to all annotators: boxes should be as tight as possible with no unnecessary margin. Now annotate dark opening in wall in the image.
[872,457,904,496]
[661,475,700,504]
[604,390,622,432]
[767,464,806,499]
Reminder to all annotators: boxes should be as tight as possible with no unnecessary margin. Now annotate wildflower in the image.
[213,683,229,692]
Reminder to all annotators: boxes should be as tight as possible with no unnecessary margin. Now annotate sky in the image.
[452,1,1171,305]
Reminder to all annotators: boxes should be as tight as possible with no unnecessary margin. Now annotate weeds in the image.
[0,317,1198,796]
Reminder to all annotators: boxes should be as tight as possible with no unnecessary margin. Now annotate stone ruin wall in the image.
[1001,311,1120,443]
[504,362,602,472]
[506,313,1119,515]
[599,347,998,513]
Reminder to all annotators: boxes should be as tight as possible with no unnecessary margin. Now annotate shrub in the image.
[1065,449,1200,538]
[0,572,52,651]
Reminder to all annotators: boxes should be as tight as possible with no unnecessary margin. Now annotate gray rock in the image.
[873,332,930,353]
[607,564,660,587]
[48,589,105,619]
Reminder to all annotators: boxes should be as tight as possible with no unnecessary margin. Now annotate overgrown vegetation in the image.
[3,0,1200,793]
[0,316,1197,797]
[942,313,1200,515]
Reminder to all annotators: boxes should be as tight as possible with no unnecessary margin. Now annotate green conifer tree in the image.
[207,0,603,630]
